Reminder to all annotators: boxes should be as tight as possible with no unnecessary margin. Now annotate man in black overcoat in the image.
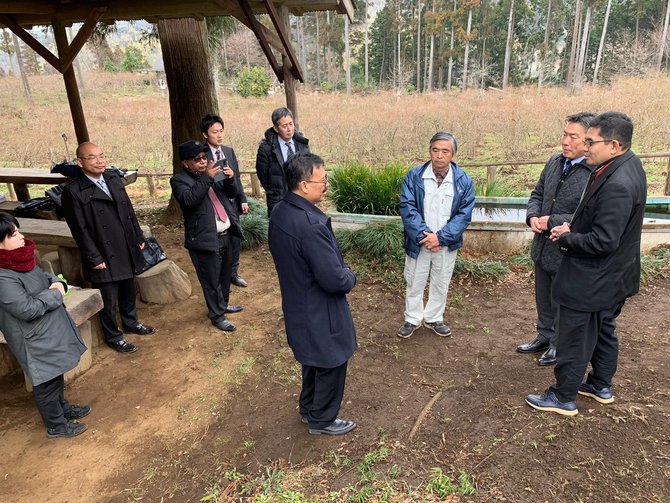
[62,142,155,354]
[268,152,357,436]
[170,141,244,332]
[255,107,309,216]
[526,112,647,416]
[201,113,249,288]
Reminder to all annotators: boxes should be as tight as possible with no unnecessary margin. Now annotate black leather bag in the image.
[15,197,56,217]
[136,236,167,274]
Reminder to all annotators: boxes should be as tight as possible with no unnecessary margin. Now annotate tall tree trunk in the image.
[462,8,473,90]
[427,0,435,91]
[397,2,402,90]
[416,0,422,91]
[481,38,486,90]
[158,18,218,220]
[566,0,582,86]
[345,16,351,94]
[12,33,33,105]
[447,0,456,90]
[502,0,515,90]
[365,0,370,86]
[315,13,321,85]
[437,21,445,89]
[538,0,552,89]
[575,6,591,88]
[593,0,612,84]
[658,0,670,70]
[298,16,308,82]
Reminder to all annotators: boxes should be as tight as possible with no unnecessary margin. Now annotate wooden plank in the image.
[0,168,137,185]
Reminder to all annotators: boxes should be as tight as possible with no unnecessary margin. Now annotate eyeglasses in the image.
[304,174,328,185]
[191,154,208,162]
[584,139,612,147]
[78,154,106,161]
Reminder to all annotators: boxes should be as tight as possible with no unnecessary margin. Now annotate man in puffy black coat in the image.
[516,112,595,366]
[62,142,155,354]
[268,153,357,436]
[255,107,309,216]
[170,141,244,333]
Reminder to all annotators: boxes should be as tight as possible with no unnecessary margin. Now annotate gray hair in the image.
[429,131,458,155]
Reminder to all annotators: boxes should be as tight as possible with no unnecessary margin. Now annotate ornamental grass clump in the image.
[240,198,268,249]
[329,162,406,216]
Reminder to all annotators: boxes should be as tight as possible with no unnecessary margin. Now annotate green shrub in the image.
[236,66,271,97]
[329,162,406,216]
[122,45,149,72]
[240,198,268,249]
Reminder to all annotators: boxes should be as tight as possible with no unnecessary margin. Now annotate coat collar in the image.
[283,191,327,220]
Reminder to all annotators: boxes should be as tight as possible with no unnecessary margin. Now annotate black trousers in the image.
[188,233,232,323]
[550,302,624,402]
[93,278,139,344]
[299,361,348,428]
[33,374,69,430]
[534,263,559,347]
[231,234,241,278]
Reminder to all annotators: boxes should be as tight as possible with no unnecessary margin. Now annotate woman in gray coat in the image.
[0,214,90,438]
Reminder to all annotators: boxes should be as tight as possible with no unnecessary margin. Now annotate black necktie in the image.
[286,141,295,157]
[562,159,572,177]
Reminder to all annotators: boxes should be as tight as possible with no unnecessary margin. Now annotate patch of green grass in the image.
[425,467,476,497]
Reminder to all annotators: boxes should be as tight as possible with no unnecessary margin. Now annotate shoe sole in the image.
[65,409,91,421]
[578,390,614,404]
[423,322,452,337]
[397,325,418,339]
[516,345,550,354]
[525,399,578,416]
[47,423,88,438]
[537,359,557,366]
[309,423,357,435]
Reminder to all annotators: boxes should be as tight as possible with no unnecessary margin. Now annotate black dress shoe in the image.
[224,305,244,314]
[107,339,138,353]
[47,421,88,438]
[309,418,357,435]
[212,319,236,332]
[231,276,248,288]
[64,404,91,420]
[123,323,156,335]
[517,336,550,353]
[538,347,557,366]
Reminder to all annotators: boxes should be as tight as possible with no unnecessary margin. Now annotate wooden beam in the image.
[276,5,299,126]
[221,1,287,56]
[60,7,107,71]
[234,0,283,82]
[263,0,303,81]
[0,14,61,71]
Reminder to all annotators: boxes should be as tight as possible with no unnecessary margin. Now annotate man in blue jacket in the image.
[268,153,357,436]
[398,132,475,339]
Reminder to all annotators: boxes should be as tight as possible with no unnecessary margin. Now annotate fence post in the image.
[146,176,156,196]
[665,158,670,196]
[486,165,497,188]
[250,174,263,198]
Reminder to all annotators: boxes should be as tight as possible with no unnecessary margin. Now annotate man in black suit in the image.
[526,112,647,416]
[201,113,248,288]
[62,142,155,354]
[255,107,310,216]
[170,141,244,332]
[268,153,357,436]
[516,112,595,366]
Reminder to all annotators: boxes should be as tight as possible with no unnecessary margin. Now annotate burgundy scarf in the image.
[0,239,36,272]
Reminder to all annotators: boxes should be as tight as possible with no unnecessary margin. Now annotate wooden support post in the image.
[276,6,299,127]
[486,165,497,190]
[13,183,30,202]
[250,174,263,198]
[6,182,17,201]
[665,157,670,196]
[146,176,156,196]
[52,18,89,144]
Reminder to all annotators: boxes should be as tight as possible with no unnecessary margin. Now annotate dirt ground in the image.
[0,223,669,503]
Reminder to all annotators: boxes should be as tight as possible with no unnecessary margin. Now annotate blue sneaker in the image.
[578,381,614,404]
[526,391,578,416]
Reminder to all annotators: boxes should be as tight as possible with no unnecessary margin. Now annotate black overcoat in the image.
[62,171,145,282]
[170,168,242,252]
[268,192,357,368]
[553,150,647,312]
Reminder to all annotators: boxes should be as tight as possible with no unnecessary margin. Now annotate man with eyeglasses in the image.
[516,112,595,366]
[526,111,647,416]
[255,107,310,217]
[268,153,357,436]
[62,142,155,354]
[170,141,244,333]
[397,131,475,339]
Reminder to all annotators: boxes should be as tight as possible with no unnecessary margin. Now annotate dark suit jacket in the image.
[205,144,247,213]
[62,171,145,282]
[268,191,357,368]
[553,150,647,312]
[170,167,242,252]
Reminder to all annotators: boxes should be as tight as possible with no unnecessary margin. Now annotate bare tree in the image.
[345,15,351,94]
[502,0,515,89]
[566,0,582,86]
[365,0,370,86]
[538,0,552,89]
[658,0,670,70]
[427,0,436,91]
[447,0,456,90]
[462,6,473,90]
[416,0,422,91]
[12,32,33,104]
[574,5,592,89]
[593,0,612,84]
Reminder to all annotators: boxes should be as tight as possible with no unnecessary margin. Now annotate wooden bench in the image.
[15,217,152,286]
[0,287,104,391]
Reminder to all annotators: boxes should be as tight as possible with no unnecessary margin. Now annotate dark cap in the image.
[179,140,208,161]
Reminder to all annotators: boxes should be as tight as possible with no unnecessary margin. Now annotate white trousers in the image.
[404,246,458,326]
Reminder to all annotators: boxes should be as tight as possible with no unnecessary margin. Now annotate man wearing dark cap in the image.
[170,141,244,332]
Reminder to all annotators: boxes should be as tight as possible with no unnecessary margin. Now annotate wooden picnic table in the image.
[0,168,138,201]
